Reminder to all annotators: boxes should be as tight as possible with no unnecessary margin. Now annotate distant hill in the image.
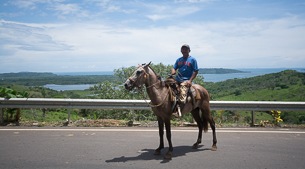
[198,68,247,74]
[0,72,115,86]
[0,72,57,78]
[205,70,305,101]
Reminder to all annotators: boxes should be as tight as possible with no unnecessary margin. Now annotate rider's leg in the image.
[176,82,188,117]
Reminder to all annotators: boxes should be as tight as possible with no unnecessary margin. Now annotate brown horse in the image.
[124,62,217,159]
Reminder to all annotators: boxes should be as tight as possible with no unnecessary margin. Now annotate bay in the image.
[203,68,305,82]
[44,84,95,91]
[45,68,304,91]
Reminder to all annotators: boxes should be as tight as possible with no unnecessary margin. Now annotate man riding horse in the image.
[171,44,199,117]
[124,44,217,159]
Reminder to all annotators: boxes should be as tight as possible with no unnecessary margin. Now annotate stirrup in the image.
[172,105,182,118]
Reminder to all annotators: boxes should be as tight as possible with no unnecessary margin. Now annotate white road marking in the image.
[0,128,304,134]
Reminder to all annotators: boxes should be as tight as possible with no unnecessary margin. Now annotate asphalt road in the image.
[0,127,304,169]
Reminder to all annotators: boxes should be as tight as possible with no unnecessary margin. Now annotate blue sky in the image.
[1,0,305,73]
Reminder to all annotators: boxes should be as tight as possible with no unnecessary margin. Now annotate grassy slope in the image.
[205,70,305,101]
[205,70,305,125]
[219,84,305,101]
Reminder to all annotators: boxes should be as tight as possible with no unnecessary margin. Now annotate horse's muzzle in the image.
[124,80,133,90]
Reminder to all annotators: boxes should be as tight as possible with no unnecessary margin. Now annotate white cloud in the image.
[0,20,72,52]
[9,0,41,9]
[53,3,80,15]
[144,3,201,21]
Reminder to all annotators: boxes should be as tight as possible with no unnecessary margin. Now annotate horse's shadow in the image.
[105,145,211,163]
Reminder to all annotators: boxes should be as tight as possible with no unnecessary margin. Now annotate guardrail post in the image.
[67,108,71,125]
[251,111,255,127]
[0,108,3,124]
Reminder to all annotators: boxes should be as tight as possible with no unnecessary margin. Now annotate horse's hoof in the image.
[164,151,172,160]
[211,145,217,151]
[154,149,161,155]
[192,143,199,149]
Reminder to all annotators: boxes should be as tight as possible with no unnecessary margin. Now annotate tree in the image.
[0,87,29,125]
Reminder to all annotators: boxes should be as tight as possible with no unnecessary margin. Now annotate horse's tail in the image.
[199,88,211,133]
[193,84,211,133]
[201,109,209,133]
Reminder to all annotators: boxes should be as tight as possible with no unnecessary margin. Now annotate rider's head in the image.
[181,44,191,57]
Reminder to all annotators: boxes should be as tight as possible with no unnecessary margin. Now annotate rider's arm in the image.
[171,68,176,75]
[189,71,198,82]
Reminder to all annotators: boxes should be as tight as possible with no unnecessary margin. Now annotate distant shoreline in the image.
[54,68,249,76]
[198,68,248,74]
[1,68,304,76]
[54,68,304,76]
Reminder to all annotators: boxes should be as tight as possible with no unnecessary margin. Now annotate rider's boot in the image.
[172,103,182,118]
[177,104,182,117]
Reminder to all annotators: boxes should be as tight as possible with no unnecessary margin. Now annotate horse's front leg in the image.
[164,119,173,160]
[154,116,164,155]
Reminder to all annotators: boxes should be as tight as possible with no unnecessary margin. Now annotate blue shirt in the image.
[173,56,199,82]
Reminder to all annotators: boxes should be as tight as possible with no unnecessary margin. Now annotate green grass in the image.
[217,85,305,101]
[20,109,81,123]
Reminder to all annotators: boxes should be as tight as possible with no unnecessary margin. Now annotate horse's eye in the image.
[136,70,142,75]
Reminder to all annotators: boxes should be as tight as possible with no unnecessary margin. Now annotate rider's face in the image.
[181,47,190,57]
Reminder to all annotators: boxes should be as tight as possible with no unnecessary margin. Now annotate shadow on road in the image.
[105,145,211,163]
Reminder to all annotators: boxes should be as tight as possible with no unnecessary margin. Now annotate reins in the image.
[141,86,170,108]
[145,80,161,89]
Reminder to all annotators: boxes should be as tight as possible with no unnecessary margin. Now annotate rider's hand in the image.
[186,80,192,87]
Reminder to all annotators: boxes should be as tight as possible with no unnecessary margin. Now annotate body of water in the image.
[203,68,304,82]
[45,68,304,91]
[44,84,95,91]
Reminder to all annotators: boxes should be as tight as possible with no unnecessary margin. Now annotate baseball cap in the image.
[181,44,190,50]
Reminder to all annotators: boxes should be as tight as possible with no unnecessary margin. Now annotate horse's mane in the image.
[147,65,162,81]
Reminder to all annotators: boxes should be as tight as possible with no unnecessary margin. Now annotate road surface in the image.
[0,127,304,169]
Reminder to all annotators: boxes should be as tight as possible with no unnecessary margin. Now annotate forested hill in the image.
[198,68,246,74]
[0,68,245,86]
[0,72,115,86]
[205,70,305,101]
[0,72,57,78]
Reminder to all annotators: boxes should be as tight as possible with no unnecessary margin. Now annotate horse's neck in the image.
[145,69,167,103]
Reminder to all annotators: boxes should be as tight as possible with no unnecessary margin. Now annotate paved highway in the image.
[0,127,304,169]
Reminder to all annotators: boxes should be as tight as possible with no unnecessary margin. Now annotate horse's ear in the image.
[141,61,151,68]
[145,61,151,67]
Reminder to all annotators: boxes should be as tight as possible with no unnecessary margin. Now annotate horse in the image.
[124,62,217,159]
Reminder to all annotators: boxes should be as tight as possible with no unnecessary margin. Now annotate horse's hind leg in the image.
[200,104,217,151]
[209,117,217,151]
[201,106,217,151]
[191,108,202,149]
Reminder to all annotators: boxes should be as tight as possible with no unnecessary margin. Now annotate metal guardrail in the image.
[0,98,151,110]
[1,98,305,111]
[1,98,305,124]
[210,101,305,111]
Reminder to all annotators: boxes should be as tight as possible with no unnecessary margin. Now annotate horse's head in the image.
[124,62,151,91]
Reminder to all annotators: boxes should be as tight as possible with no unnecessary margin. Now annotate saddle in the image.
[165,77,201,113]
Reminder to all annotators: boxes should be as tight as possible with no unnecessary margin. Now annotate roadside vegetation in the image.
[1,63,304,127]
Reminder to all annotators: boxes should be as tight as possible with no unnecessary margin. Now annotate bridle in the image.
[128,66,149,89]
